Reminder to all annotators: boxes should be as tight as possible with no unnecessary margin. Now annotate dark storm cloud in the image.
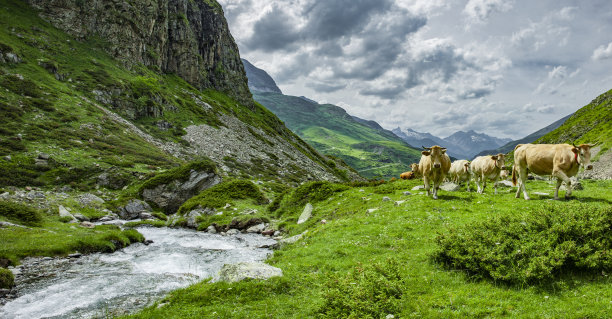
[244,6,301,51]
[360,86,406,99]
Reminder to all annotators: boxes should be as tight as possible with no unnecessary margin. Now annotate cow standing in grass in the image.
[419,145,451,199]
[512,143,595,200]
[470,153,507,194]
[449,160,471,191]
[410,163,421,178]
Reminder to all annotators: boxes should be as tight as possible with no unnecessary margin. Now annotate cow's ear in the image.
[441,149,447,154]
[571,147,579,154]
[421,151,430,156]
[491,155,498,160]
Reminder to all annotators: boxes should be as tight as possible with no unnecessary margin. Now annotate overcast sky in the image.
[218,0,612,139]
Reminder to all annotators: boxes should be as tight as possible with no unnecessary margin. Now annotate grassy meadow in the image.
[125,177,612,318]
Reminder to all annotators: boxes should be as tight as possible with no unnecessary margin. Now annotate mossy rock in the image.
[0,268,14,289]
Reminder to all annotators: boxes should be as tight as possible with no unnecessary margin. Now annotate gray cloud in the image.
[306,80,347,93]
[244,6,301,52]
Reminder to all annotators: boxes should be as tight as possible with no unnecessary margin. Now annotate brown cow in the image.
[449,160,471,191]
[418,145,451,199]
[512,143,595,200]
[400,171,414,180]
[470,153,507,194]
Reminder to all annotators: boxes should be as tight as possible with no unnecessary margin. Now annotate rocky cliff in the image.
[27,0,252,106]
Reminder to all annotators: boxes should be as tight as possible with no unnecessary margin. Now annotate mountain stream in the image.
[0,226,277,318]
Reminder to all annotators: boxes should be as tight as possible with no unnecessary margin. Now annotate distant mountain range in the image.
[392,128,511,159]
[242,59,421,179]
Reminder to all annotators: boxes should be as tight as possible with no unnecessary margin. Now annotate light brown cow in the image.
[410,163,421,178]
[449,160,471,191]
[418,145,451,199]
[470,153,507,194]
[499,169,509,180]
[512,143,595,200]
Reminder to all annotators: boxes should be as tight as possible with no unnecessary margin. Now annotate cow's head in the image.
[422,145,447,169]
[572,143,597,170]
[491,153,507,170]
[410,163,419,172]
[463,161,471,174]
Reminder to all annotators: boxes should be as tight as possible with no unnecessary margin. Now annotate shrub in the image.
[178,180,268,214]
[0,268,14,289]
[0,201,42,226]
[272,181,349,216]
[434,203,612,284]
[317,258,407,318]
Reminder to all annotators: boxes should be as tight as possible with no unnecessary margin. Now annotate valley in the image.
[0,0,611,318]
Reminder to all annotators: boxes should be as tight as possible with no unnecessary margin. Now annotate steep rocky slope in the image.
[0,0,355,190]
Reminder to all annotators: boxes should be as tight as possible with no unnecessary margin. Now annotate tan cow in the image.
[418,145,451,199]
[410,163,421,178]
[499,169,509,180]
[470,153,507,194]
[449,160,471,191]
[512,143,595,200]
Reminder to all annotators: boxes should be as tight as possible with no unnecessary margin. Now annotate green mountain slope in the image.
[0,0,353,189]
[536,89,611,151]
[253,92,422,179]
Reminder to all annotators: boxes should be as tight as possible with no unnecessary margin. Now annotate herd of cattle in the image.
[400,143,596,200]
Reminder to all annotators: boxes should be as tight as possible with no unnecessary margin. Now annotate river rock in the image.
[118,199,152,220]
[97,215,115,222]
[246,223,265,233]
[297,203,313,224]
[440,182,460,192]
[497,180,514,188]
[185,209,203,229]
[412,185,424,190]
[139,212,154,220]
[141,170,221,214]
[206,225,217,234]
[80,221,95,228]
[382,196,391,202]
[226,228,239,235]
[73,213,89,222]
[216,262,282,283]
[279,231,308,245]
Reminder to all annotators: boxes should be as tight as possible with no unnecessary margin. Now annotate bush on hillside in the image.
[434,203,611,284]
[178,180,268,214]
[0,201,42,226]
[317,258,407,318]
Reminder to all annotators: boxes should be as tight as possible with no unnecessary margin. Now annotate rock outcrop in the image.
[27,0,252,106]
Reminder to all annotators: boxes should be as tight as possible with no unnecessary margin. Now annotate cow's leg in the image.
[424,176,431,197]
[480,173,487,194]
[466,176,470,192]
[493,177,499,195]
[516,166,530,200]
[432,180,439,200]
[552,170,572,199]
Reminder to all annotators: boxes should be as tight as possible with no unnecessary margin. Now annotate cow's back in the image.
[470,156,488,174]
[418,155,431,177]
[517,144,565,176]
[450,160,469,176]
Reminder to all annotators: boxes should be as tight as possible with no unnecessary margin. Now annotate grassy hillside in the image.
[536,89,612,157]
[253,92,422,179]
[127,178,612,318]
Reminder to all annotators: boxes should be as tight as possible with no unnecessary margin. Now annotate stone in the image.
[37,153,50,160]
[185,209,204,229]
[73,213,89,222]
[226,228,239,235]
[279,231,308,245]
[4,155,11,161]
[97,215,115,222]
[118,199,152,220]
[297,203,313,224]
[217,262,282,283]
[412,185,425,190]
[246,223,266,233]
[533,192,549,196]
[139,212,154,220]
[80,221,95,228]
[141,170,221,214]
[58,205,77,221]
[207,225,218,234]
[382,196,391,202]
[261,229,275,236]
[403,191,412,196]
[394,200,405,206]
[439,182,460,192]
[366,208,378,214]
[78,193,105,207]
[143,239,154,245]
[68,253,82,258]
[497,180,514,188]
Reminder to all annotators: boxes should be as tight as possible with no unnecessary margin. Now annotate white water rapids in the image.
[0,226,277,319]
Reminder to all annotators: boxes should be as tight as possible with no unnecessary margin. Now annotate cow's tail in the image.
[512,165,517,186]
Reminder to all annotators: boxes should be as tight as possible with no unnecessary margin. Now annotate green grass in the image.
[126,178,612,318]
[0,267,14,289]
[0,206,144,266]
